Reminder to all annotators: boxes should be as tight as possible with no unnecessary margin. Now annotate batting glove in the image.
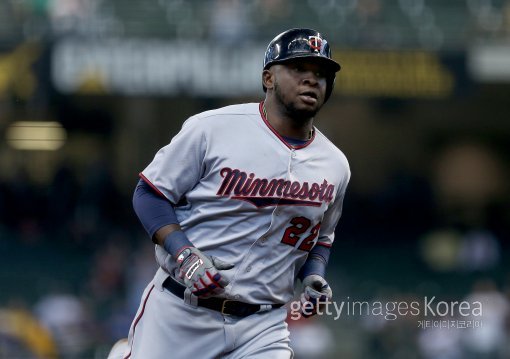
[176,247,234,298]
[300,274,333,318]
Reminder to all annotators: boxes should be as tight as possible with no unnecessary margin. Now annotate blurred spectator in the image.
[33,292,95,358]
[431,141,508,227]
[357,0,382,24]
[0,306,57,359]
[254,0,293,35]
[208,0,255,44]
[420,227,501,272]
[417,323,463,359]
[47,0,98,35]
[87,235,129,304]
[460,279,510,358]
[457,229,500,272]
[287,313,334,359]
[420,229,462,272]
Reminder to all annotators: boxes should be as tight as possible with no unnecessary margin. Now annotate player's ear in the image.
[262,69,275,90]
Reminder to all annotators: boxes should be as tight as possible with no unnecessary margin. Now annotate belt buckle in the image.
[221,300,235,315]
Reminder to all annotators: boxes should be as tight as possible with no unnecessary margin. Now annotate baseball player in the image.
[123,28,350,359]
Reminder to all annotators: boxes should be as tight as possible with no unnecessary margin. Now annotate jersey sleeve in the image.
[316,168,351,248]
[141,116,207,204]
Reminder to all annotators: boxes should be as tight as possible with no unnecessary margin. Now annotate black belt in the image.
[162,276,283,318]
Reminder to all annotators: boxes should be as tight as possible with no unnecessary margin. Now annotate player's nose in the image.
[301,71,320,86]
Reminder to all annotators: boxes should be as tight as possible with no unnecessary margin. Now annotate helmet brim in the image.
[264,54,341,73]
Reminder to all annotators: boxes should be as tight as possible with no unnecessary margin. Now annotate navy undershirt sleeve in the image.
[298,245,331,280]
[132,179,179,239]
[133,179,179,238]
[132,179,193,256]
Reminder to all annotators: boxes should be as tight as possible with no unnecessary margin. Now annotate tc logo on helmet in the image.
[308,36,322,52]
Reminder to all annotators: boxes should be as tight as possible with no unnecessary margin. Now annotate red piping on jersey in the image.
[258,102,315,150]
[124,284,155,359]
[139,173,167,199]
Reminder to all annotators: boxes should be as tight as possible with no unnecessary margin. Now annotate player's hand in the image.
[176,247,235,298]
[300,274,333,318]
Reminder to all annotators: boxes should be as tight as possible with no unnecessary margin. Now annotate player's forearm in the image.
[298,244,331,280]
[153,224,193,259]
[154,224,182,246]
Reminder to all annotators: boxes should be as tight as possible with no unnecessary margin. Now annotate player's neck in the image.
[263,100,314,141]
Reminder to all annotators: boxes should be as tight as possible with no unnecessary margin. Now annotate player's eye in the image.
[315,71,326,78]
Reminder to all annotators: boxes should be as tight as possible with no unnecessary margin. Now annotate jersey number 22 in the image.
[281,217,321,252]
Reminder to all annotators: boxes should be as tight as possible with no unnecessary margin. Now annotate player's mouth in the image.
[298,91,319,105]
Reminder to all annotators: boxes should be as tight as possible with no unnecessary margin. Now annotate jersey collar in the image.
[258,101,315,150]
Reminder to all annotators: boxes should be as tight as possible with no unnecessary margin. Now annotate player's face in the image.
[272,59,329,121]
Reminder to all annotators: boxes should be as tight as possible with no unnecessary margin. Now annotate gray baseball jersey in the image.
[141,102,350,304]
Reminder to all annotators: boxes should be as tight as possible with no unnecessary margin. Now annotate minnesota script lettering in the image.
[216,167,335,207]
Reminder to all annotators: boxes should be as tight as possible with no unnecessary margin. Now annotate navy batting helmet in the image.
[263,28,341,101]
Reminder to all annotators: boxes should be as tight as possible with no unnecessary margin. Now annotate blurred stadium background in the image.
[1,0,510,358]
